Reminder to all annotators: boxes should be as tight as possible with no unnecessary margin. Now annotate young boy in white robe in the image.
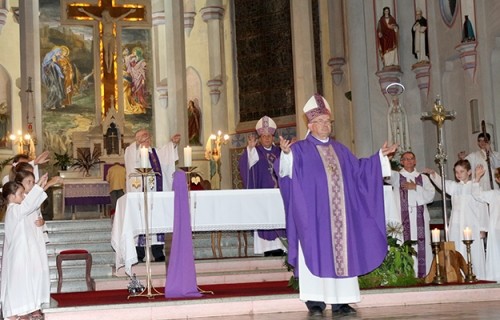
[424,160,489,280]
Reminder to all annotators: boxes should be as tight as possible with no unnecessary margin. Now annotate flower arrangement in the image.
[53,152,72,171]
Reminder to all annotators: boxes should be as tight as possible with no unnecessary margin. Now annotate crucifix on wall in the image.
[61,0,151,117]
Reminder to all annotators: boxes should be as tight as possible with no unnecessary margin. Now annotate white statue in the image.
[387,96,411,154]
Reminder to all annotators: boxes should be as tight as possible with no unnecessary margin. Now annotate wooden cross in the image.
[61,0,151,116]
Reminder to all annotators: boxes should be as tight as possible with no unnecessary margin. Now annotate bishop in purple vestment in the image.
[278,94,397,316]
[238,116,286,255]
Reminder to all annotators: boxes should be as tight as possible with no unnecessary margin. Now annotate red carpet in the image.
[51,281,296,307]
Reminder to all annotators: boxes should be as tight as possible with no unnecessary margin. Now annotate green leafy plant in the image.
[53,152,73,171]
[358,235,421,289]
[279,237,299,291]
[71,148,104,176]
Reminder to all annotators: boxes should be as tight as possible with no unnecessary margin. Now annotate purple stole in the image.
[399,174,426,277]
[149,148,163,192]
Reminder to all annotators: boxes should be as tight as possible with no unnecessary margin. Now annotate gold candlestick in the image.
[431,242,445,284]
[462,240,477,283]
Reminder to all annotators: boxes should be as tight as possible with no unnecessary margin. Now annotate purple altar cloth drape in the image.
[164,171,202,298]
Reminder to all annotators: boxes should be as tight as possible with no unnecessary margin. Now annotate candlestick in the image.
[140,146,149,168]
[431,228,441,243]
[431,242,445,284]
[462,239,477,283]
[463,227,472,241]
[184,146,192,167]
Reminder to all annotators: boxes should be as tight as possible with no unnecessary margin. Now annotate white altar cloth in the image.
[111,189,286,274]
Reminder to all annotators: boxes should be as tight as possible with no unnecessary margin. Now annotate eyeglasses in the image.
[310,119,332,126]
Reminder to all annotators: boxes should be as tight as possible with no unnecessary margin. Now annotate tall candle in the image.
[184,146,192,167]
[431,228,440,243]
[140,146,149,168]
[463,227,472,240]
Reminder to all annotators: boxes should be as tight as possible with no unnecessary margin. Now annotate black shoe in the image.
[333,304,356,315]
[155,255,166,262]
[308,306,323,317]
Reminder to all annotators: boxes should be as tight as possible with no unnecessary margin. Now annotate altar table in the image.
[111,188,285,275]
[63,180,111,219]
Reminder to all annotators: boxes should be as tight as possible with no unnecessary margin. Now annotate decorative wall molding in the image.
[411,62,431,99]
[327,57,346,86]
[455,41,478,81]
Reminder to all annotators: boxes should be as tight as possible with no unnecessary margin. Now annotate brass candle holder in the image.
[462,239,477,283]
[431,241,445,284]
[127,167,162,299]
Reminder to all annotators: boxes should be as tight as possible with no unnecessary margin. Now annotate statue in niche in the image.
[412,9,429,63]
[105,121,120,155]
[462,15,476,42]
[77,8,136,74]
[377,6,399,68]
[387,96,410,155]
[187,100,202,146]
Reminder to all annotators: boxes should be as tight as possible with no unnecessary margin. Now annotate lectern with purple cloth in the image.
[165,171,202,298]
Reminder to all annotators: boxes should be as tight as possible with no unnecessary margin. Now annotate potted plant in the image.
[54,152,72,171]
[71,148,104,177]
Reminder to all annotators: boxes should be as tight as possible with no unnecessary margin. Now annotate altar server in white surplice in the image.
[473,167,500,281]
[124,128,180,262]
[424,160,489,280]
[388,151,435,278]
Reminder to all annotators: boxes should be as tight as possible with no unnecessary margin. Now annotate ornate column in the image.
[200,0,230,189]
[290,0,316,138]
[325,0,346,86]
[19,1,42,154]
[0,0,8,34]
[161,0,188,149]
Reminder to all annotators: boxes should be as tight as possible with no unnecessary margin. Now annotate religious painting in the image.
[121,29,153,134]
[39,0,95,155]
[439,0,459,27]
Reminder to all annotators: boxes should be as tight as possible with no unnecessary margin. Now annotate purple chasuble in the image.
[238,145,286,240]
[399,174,426,277]
[278,134,387,278]
[165,171,202,298]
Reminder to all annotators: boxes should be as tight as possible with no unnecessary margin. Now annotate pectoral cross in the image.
[421,96,456,241]
[61,0,151,117]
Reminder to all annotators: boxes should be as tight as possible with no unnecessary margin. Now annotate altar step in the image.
[0,219,285,293]
[100,256,291,291]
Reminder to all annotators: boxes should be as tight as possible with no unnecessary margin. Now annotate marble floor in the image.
[188,300,500,320]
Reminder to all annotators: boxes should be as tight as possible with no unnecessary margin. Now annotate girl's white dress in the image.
[1,185,49,318]
[430,175,489,280]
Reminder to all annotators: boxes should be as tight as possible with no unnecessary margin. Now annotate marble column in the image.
[290,0,316,138]
[19,1,42,155]
[161,0,188,152]
[200,0,230,189]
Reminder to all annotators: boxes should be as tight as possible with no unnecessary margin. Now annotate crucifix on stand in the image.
[61,0,151,117]
[421,96,468,284]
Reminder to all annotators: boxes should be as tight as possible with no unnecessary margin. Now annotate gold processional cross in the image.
[421,96,456,241]
[61,0,150,117]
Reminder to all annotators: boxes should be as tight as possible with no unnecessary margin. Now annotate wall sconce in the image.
[10,130,34,157]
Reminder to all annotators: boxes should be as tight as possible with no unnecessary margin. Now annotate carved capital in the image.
[200,6,224,22]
